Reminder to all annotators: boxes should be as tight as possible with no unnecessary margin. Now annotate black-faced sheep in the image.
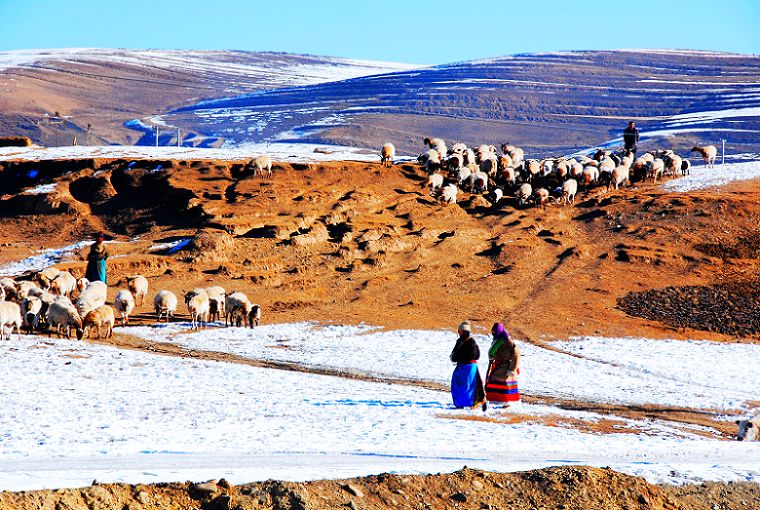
[736,415,759,441]
[691,145,718,168]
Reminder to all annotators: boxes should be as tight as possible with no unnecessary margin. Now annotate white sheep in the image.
[423,137,447,160]
[663,153,682,177]
[463,148,477,166]
[501,166,516,185]
[516,183,532,208]
[380,143,395,168]
[648,158,665,183]
[225,291,253,327]
[154,290,178,322]
[0,301,22,340]
[126,275,149,306]
[445,153,464,172]
[736,415,760,441]
[480,157,498,178]
[691,145,717,168]
[524,160,540,181]
[491,188,504,205]
[533,188,551,209]
[76,277,89,295]
[80,305,115,340]
[250,154,273,178]
[427,173,444,194]
[558,179,578,206]
[17,281,42,300]
[36,267,61,289]
[608,165,630,191]
[184,288,210,330]
[581,166,599,187]
[456,166,472,186]
[501,144,524,166]
[47,298,83,339]
[450,142,467,155]
[440,184,458,205]
[50,271,76,298]
[0,277,17,301]
[75,281,107,317]
[467,171,488,192]
[204,286,226,322]
[20,296,42,333]
[113,289,135,327]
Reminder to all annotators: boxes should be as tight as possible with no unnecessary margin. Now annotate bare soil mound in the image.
[1,466,759,510]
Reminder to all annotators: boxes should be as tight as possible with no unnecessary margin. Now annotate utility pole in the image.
[177,127,181,147]
[721,138,726,167]
[155,125,160,147]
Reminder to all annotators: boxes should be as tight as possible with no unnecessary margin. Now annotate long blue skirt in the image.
[85,259,107,285]
[451,363,484,408]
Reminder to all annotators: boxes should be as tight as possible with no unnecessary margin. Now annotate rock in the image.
[135,491,150,504]
[343,483,364,498]
[218,478,232,489]
[451,492,468,502]
[472,480,484,490]
[191,481,218,495]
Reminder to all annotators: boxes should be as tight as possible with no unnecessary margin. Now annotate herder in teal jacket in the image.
[85,233,109,285]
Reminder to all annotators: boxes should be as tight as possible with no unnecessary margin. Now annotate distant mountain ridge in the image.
[1,48,759,156]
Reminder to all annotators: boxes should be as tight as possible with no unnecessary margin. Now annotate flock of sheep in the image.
[381,139,719,208]
[0,267,261,341]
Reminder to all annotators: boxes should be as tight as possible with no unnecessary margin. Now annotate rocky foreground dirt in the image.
[2,466,759,510]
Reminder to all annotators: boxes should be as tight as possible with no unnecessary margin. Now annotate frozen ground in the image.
[662,159,760,192]
[1,328,758,491]
[0,241,90,277]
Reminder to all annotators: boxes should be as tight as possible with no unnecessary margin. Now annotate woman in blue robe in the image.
[450,321,486,411]
[85,233,109,284]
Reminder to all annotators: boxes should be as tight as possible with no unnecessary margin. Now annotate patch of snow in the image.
[148,238,191,253]
[662,160,760,192]
[0,242,90,277]
[23,182,57,195]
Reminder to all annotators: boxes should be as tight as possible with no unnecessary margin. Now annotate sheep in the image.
[608,165,630,191]
[557,179,578,206]
[691,145,718,168]
[533,188,551,209]
[598,156,616,176]
[445,153,464,172]
[380,142,395,168]
[647,159,665,183]
[570,162,584,179]
[75,281,107,317]
[480,157,498,178]
[204,286,226,322]
[126,275,149,306]
[35,291,57,330]
[581,166,599,188]
[0,277,17,301]
[681,158,691,176]
[456,166,472,186]
[248,304,261,327]
[75,277,89,297]
[113,289,135,327]
[467,171,488,192]
[500,166,516,185]
[450,142,467,155]
[501,144,524,166]
[663,152,682,177]
[440,184,458,205]
[47,298,83,339]
[184,288,210,330]
[427,173,444,194]
[498,154,513,171]
[17,281,42,300]
[80,305,115,340]
[20,296,42,334]
[36,267,61,290]
[50,271,76,298]
[418,149,441,172]
[423,137,447,160]
[0,301,22,340]
[736,415,760,441]
[154,290,178,322]
[463,148,477,166]
[491,188,504,205]
[516,183,532,208]
[540,158,555,177]
[249,154,273,177]
[524,160,541,182]
[225,291,254,327]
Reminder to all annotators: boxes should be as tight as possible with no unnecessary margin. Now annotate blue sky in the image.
[1,0,758,64]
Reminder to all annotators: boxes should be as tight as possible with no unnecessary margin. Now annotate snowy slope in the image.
[1,334,759,491]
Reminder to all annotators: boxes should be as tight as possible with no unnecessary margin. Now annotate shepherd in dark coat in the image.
[450,321,486,411]
[485,323,521,405]
[85,233,109,285]
[623,121,640,156]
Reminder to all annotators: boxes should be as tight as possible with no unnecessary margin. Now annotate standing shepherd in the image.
[485,323,521,406]
[450,321,486,411]
[623,121,640,159]
[85,233,109,285]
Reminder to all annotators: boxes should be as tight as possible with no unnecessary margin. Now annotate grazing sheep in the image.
[75,277,89,296]
[598,157,616,176]
[427,173,444,194]
[380,143,395,167]
[501,144,524,166]
[0,277,17,301]
[608,165,630,191]
[581,166,599,188]
[440,183,458,205]
[467,171,488,192]
[75,281,107,317]
[113,289,135,327]
[154,290,178,322]
[557,179,578,206]
[80,305,115,340]
[736,415,760,441]
[36,267,61,290]
[663,152,682,177]
[50,271,76,298]
[184,288,210,330]
[681,158,691,176]
[225,291,254,327]
[20,296,42,333]
[456,166,472,186]
[501,166,516,185]
[533,188,551,209]
[463,148,477,166]
[17,281,42,300]
[248,304,261,327]
[524,160,540,182]
[250,154,273,178]
[35,291,58,330]
[648,159,665,183]
[418,149,441,172]
[423,137,447,160]
[126,275,149,306]
[498,154,513,171]
[445,153,464,172]
[516,183,532,208]
[204,286,226,322]
[450,142,467,155]
[0,301,22,340]
[480,157,498,178]
[691,145,718,168]
[47,298,83,339]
